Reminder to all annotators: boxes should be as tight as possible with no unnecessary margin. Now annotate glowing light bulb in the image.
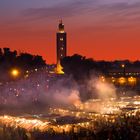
[11,69,20,77]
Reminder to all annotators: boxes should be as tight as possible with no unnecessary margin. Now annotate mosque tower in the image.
[56,20,67,74]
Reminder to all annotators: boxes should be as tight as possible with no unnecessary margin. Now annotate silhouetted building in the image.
[56,20,67,64]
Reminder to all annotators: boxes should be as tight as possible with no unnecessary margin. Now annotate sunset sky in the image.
[0,0,140,63]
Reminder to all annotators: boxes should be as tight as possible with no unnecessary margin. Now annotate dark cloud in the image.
[22,0,93,20]
[22,0,140,25]
[6,0,137,33]
[87,2,140,29]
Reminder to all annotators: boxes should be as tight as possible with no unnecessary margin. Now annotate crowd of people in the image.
[0,69,54,114]
[0,113,139,140]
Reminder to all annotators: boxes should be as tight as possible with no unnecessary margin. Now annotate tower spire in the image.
[58,19,64,33]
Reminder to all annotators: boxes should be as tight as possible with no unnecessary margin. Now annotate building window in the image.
[60,38,63,41]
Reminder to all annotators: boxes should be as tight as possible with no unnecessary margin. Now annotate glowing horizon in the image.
[0,0,140,64]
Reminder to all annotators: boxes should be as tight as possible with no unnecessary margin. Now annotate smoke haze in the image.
[0,71,120,115]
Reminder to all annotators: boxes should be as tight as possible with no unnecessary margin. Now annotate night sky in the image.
[0,0,140,63]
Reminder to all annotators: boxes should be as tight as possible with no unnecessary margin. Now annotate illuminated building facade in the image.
[56,20,67,64]
[104,67,140,87]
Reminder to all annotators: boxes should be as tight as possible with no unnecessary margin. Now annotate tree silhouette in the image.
[0,48,46,81]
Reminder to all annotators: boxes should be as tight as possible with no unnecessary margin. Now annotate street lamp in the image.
[11,69,20,78]
[121,64,125,76]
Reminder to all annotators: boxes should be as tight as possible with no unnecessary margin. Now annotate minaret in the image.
[56,20,67,74]
[56,20,67,64]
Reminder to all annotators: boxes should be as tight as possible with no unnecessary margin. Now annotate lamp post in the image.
[121,64,125,76]
[10,68,20,79]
